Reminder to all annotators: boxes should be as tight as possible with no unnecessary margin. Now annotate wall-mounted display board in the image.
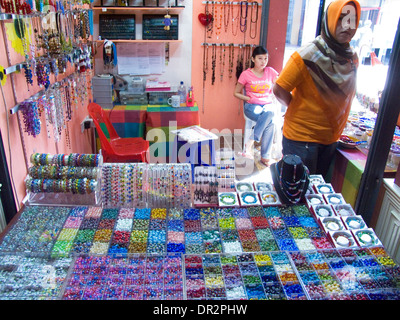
[142,14,178,40]
[99,14,136,40]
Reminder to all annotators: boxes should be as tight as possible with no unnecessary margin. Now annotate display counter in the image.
[331,147,396,207]
[1,154,399,301]
[0,202,399,300]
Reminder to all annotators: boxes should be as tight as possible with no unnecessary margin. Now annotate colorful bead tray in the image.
[0,204,367,257]
[1,247,398,300]
[1,204,399,300]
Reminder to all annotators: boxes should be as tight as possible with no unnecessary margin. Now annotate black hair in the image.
[236,46,269,80]
[250,46,268,68]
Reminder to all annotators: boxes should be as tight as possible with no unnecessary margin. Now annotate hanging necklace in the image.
[235,44,244,80]
[231,1,239,36]
[249,1,259,39]
[244,44,252,69]
[203,44,209,82]
[240,1,248,33]
[20,99,41,137]
[228,43,234,79]
[276,162,309,204]
[223,1,231,33]
[16,17,33,88]
[219,44,225,81]
[215,4,222,38]
[211,44,217,85]
[206,1,214,39]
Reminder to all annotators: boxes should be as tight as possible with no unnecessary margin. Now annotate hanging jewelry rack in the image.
[201,1,262,6]
[0,3,94,169]
[9,69,87,115]
[201,42,256,47]
[200,1,262,115]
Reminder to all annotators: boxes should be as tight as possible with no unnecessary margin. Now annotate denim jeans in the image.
[282,136,337,177]
[244,102,275,159]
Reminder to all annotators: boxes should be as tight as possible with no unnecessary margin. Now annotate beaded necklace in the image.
[223,1,231,33]
[240,1,248,33]
[249,1,259,39]
[235,44,243,80]
[202,44,209,82]
[231,1,239,36]
[211,43,217,85]
[219,44,225,81]
[275,161,309,204]
[244,45,252,69]
[228,43,234,79]
[215,5,222,38]
[206,1,214,39]
[20,100,41,137]
[16,17,33,88]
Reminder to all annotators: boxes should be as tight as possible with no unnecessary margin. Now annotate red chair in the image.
[88,102,149,163]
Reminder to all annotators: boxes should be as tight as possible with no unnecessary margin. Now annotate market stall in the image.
[0,153,399,300]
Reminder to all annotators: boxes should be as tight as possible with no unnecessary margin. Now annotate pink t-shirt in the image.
[238,67,279,105]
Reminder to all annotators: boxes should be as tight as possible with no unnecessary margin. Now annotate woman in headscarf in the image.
[273,0,361,177]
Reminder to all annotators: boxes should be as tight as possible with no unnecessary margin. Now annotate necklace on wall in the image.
[15,17,33,88]
[206,1,214,39]
[231,1,239,36]
[244,45,252,69]
[235,44,244,80]
[240,1,248,33]
[203,44,209,82]
[219,44,225,81]
[223,1,231,33]
[215,5,222,39]
[249,1,259,39]
[228,43,234,79]
[211,44,217,85]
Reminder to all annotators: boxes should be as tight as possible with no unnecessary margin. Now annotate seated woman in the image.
[234,46,279,167]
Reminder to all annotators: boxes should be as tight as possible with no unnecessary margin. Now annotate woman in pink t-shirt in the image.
[234,46,279,166]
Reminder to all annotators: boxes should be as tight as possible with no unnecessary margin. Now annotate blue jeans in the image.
[244,102,275,159]
[282,136,337,177]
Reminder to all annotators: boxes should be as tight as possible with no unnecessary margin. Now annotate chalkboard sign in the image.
[99,14,136,40]
[142,14,178,40]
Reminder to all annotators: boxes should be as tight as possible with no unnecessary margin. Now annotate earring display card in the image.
[142,14,178,40]
[99,14,136,40]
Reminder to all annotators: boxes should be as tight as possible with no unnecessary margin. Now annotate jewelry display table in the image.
[330,147,396,207]
[0,204,399,300]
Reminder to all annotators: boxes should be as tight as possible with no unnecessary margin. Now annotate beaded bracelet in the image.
[30,153,100,167]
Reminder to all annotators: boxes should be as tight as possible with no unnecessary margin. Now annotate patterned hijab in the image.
[298,0,361,136]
